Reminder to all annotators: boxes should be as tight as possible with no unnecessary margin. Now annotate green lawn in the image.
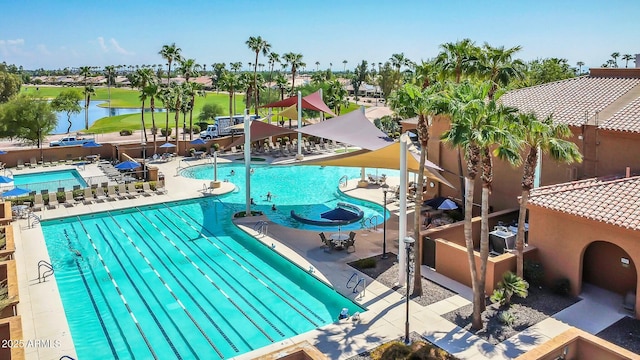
[24,86,364,134]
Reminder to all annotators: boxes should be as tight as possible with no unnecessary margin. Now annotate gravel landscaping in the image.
[349,253,456,306]
[442,286,580,345]
[346,332,459,360]
[596,316,640,355]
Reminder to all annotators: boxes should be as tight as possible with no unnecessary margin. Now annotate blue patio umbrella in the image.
[159,142,177,148]
[423,197,458,210]
[190,138,206,145]
[2,187,30,198]
[321,206,361,236]
[114,160,141,170]
[0,176,13,184]
[0,150,7,155]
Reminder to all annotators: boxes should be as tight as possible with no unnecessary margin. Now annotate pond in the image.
[54,101,165,134]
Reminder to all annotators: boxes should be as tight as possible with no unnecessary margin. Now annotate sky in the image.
[0,0,638,71]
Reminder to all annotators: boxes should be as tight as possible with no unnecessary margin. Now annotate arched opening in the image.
[582,240,637,295]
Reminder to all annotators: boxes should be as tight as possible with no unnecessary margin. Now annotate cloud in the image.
[109,38,132,55]
[0,38,25,56]
[97,36,108,52]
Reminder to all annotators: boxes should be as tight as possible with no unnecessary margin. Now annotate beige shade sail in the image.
[297,142,455,188]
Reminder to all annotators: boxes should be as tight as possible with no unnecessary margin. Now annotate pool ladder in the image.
[346,272,366,298]
[362,215,378,231]
[254,221,269,235]
[37,260,54,283]
[28,212,41,228]
[339,175,349,188]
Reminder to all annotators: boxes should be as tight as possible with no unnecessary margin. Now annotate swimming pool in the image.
[42,199,364,359]
[13,169,87,193]
[180,163,398,231]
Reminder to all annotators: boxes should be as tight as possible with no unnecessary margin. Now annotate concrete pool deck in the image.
[9,156,603,360]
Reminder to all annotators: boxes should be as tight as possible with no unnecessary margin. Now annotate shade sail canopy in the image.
[226,120,294,149]
[261,90,336,117]
[297,142,455,188]
[295,110,393,150]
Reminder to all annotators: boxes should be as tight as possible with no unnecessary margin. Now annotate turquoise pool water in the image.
[180,163,398,231]
[13,169,87,193]
[42,199,365,359]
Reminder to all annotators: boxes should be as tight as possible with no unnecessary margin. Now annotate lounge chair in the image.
[345,232,357,253]
[29,157,37,168]
[141,183,154,197]
[106,185,118,201]
[82,188,94,205]
[64,191,77,207]
[33,194,44,212]
[16,159,24,170]
[117,184,131,200]
[155,180,167,195]
[319,232,334,253]
[47,193,58,209]
[127,183,140,198]
[94,187,107,202]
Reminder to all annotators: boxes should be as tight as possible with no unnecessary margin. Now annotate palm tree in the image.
[82,85,95,129]
[315,61,320,71]
[611,52,620,68]
[342,60,348,72]
[274,73,288,101]
[267,52,280,101]
[134,68,155,143]
[142,83,160,154]
[476,43,524,100]
[230,62,242,73]
[435,39,478,83]
[511,113,582,277]
[283,52,305,96]
[622,54,634,68]
[104,65,116,116]
[389,82,443,297]
[219,71,239,120]
[440,80,517,330]
[177,58,202,140]
[246,36,271,116]
[576,61,585,75]
[159,43,182,144]
[390,53,412,88]
[326,79,348,115]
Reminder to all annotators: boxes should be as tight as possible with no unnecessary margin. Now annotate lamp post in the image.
[381,184,389,259]
[403,236,415,345]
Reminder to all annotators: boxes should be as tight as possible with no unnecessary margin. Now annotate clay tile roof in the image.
[600,96,640,133]
[528,176,640,231]
[500,76,640,127]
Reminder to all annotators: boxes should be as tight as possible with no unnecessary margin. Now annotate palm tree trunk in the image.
[516,148,537,277]
[141,100,148,143]
[478,148,493,314]
[464,176,482,330]
[166,64,171,142]
[412,147,425,296]
[174,100,181,148]
[189,96,194,141]
[151,99,157,155]
[84,95,89,130]
[254,52,259,116]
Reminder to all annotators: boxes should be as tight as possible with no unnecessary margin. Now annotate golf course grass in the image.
[23,85,363,134]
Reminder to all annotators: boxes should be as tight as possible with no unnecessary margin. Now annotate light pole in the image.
[404,236,415,345]
[381,184,389,259]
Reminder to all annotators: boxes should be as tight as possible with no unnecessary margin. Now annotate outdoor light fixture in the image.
[381,184,389,259]
[403,236,415,344]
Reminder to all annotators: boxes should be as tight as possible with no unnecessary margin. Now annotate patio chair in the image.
[16,159,24,170]
[319,232,334,253]
[29,157,37,168]
[106,185,118,201]
[127,183,140,198]
[155,180,167,195]
[94,187,107,202]
[47,193,58,209]
[344,232,357,253]
[141,183,154,197]
[82,188,94,205]
[63,191,77,207]
[117,184,131,200]
[33,194,44,212]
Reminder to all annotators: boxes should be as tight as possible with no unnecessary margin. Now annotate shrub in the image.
[119,129,133,136]
[376,342,411,360]
[353,257,377,269]
[160,128,172,137]
[188,148,195,154]
[552,277,571,296]
[491,271,528,307]
[191,125,200,133]
[498,311,516,326]
[523,260,544,286]
[212,143,220,151]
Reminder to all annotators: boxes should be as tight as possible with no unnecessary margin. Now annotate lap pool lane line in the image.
[131,208,279,343]
[168,205,326,326]
[98,215,223,359]
[146,209,300,336]
[73,219,160,360]
[118,215,244,356]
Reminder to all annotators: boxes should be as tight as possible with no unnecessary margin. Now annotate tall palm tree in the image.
[230,62,242,73]
[389,82,443,297]
[283,52,305,96]
[219,71,239,120]
[611,52,620,68]
[576,61,585,75]
[79,66,92,129]
[511,113,582,277]
[476,43,524,100]
[326,79,348,115]
[440,80,517,330]
[134,68,155,143]
[267,52,280,101]
[104,65,116,116]
[315,61,320,71]
[390,53,412,88]
[142,82,160,154]
[622,54,634,68]
[178,58,202,140]
[274,73,288,101]
[435,39,478,83]
[246,36,271,116]
[159,43,182,144]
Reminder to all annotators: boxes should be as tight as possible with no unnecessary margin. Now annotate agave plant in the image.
[491,271,529,307]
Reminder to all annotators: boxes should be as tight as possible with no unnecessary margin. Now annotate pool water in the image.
[42,199,364,360]
[180,163,398,231]
[13,169,87,193]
